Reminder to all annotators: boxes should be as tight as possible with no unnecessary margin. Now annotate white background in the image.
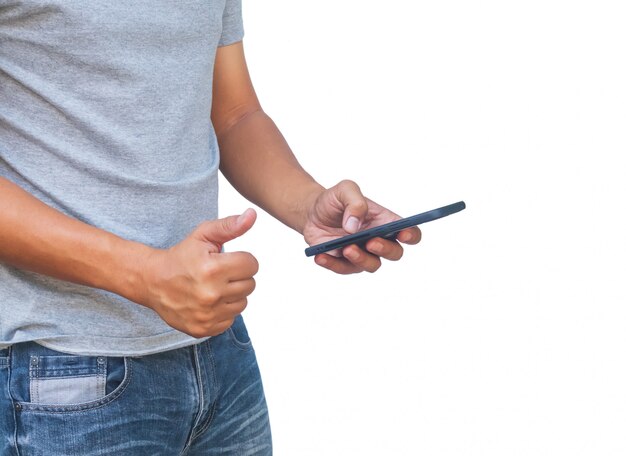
[220,1,626,454]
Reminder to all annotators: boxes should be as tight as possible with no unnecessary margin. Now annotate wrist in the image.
[291,182,325,234]
[107,238,159,308]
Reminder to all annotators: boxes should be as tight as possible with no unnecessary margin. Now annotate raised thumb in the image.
[192,208,257,250]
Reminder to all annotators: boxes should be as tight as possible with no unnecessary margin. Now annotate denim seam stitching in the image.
[190,400,217,441]
[29,357,39,404]
[16,357,133,414]
[7,347,22,456]
[29,373,102,379]
[192,340,219,439]
[192,387,217,440]
[182,345,205,454]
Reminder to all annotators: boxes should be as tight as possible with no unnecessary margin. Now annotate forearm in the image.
[0,177,150,304]
[218,110,324,233]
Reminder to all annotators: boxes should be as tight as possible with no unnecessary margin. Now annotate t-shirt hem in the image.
[218,30,244,47]
[0,332,209,357]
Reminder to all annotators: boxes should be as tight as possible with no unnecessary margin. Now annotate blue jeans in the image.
[0,316,272,455]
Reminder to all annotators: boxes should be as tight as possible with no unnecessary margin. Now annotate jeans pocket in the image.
[11,344,131,412]
[29,355,107,405]
[227,315,253,350]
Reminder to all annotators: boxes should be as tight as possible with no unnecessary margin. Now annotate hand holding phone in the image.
[305,201,466,257]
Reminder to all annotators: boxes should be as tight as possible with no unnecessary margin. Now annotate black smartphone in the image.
[304,201,466,257]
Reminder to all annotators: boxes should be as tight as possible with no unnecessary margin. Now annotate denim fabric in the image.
[0,316,272,455]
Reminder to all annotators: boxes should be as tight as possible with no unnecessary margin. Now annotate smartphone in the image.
[304,201,466,257]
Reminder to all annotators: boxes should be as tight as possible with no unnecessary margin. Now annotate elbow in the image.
[213,104,264,141]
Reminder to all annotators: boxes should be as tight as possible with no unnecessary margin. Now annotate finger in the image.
[200,298,246,322]
[192,208,257,249]
[201,298,246,325]
[397,226,422,245]
[216,251,260,281]
[342,245,382,273]
[207,318,236,337]
[224,298,248,314]
[315,254,363,275]
[365,238,404,261]
[334,180,368,233]
[223,278,256,301]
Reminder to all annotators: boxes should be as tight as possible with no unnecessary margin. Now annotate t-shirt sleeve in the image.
[218,0,244,46]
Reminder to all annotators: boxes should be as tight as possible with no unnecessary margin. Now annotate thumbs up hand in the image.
[138,209,259,338]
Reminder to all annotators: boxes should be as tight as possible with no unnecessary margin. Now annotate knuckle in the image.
[200,260,219,278]
[199,289,220,305]
[338,178,358,190]
[220,217,235,234]
[351,199,368,212]
[194,308,216,323]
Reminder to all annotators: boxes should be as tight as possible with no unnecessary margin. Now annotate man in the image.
[0,1,420,454]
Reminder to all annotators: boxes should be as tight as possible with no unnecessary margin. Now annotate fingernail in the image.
[345,216,360,233]
[317,256,327,266]
[371,241,383,252]
[237,209,250,224]
[345,249,359,260]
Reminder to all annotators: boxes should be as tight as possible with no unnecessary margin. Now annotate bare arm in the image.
[0,176,149,303]
[0,175,259,337]
[212,43,420,274]
[212,42,324,234]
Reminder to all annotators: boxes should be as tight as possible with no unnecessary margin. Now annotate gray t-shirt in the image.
[0,1,244,356]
